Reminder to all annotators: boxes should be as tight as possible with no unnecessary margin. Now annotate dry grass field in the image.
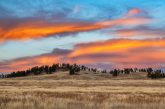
[0,71,165,109]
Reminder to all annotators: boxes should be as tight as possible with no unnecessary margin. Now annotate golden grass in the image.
[0,71,165,109]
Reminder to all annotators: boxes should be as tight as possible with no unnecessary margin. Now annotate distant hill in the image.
[1,63,164,79]
[7,70,149,80]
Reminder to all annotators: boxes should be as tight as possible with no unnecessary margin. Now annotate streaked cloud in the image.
[114,27,165,38]
[0,8,150,43]
[127,8,141,16]
[69,39,165,57]
[1,39,165,72]
[0,48,71,72]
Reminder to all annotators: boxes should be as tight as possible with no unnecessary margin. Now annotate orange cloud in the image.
[127,8,141,16]
[0,49,71,72]
[1,39,165,72]
[96,17,150,27]
[69,39,165,57]
[115,28,165,38]
[0,55,60,72]
[4,56,62,73]
[68,39,165,68]
[0,8,150,43]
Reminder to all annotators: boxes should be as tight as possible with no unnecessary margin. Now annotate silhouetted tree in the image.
[112,69,118,76]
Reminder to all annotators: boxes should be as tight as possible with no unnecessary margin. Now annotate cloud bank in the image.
[1,39,165,72]
[0,8,150,43]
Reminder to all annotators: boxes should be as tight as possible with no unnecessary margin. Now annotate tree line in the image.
[147,68,165,79]
[0,63,164,79]
[104,68,164,79]
[95,67,164,79]
[0,63,89,78]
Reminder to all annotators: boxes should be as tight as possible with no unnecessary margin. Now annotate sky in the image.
[0,0,165,73]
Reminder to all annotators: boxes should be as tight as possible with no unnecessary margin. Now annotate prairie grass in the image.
[0,91,165,109]
[0,71,165,109]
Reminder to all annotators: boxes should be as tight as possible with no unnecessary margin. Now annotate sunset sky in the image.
[0,0,165,73]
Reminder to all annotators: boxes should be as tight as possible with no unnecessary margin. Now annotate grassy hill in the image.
[7,70,149,80]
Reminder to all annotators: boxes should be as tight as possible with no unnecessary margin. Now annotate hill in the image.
[1,63,163,79]
[7,70,149,80]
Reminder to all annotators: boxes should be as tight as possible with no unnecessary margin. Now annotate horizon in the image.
[0,0,165,73]
[0,63,165,74]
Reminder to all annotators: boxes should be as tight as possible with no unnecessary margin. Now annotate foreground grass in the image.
[0,71,165,109]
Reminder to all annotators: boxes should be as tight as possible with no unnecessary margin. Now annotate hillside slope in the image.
[6,71,149,80]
